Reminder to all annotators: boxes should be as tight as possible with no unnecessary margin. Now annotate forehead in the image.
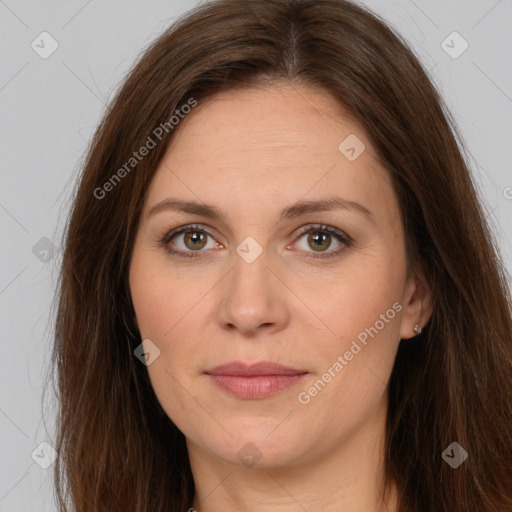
[166,83,365,163]
[143,83,396,224]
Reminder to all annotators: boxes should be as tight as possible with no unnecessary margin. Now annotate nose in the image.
[216,250,290,337]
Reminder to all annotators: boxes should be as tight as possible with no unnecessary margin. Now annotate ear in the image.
[399,264,433,340]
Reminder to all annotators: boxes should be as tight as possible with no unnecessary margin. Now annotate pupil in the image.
[186,231,205,249]
[310,232,330,251]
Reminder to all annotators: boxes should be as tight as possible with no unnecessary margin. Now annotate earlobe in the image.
[413,323,422,335]
[399,267,433,340]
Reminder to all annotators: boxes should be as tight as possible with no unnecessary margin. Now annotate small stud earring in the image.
[413,323,422,335]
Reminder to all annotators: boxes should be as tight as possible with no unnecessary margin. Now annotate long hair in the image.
[48,0,512,510]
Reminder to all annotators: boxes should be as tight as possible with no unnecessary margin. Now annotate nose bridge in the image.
[232,243,268,293]
[229,240,272,309]
[217,238,288,335]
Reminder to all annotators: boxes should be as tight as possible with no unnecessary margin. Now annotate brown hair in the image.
[48,0,512,510]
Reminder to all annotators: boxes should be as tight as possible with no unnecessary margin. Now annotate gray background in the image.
[1,0,511,510]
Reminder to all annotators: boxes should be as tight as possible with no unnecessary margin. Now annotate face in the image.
[129,82,426,469]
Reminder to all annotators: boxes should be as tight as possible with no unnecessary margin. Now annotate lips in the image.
[205,361,307,376]
[205,361,308,399]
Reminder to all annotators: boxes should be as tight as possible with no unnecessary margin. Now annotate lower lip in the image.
[207,374,308,399]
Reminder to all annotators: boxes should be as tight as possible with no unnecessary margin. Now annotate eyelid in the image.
[292,224,352,244]
[161,223,219,243]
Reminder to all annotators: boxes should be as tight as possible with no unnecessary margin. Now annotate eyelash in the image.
[159,223,352,260]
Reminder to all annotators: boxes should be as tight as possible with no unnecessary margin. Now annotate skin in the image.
[129,82,433,512]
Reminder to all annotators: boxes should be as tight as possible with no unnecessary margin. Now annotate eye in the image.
[161,224,222,258]
[290,224,352,259]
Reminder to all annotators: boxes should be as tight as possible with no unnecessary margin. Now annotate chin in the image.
[202,424,311,469]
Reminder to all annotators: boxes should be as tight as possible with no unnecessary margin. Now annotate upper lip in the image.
[205,361,308,376]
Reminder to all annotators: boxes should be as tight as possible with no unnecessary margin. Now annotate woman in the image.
[49,0,512,510]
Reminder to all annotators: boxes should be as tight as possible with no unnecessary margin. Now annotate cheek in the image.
[297,254,405,404]
[129,260,207,433]
[129,249,208,341]
[295,300,402,444]
[130,280,175,341]
[307,254,405,346]
[129,253,214,389]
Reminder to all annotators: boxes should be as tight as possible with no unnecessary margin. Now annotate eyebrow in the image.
[147,196,373,222]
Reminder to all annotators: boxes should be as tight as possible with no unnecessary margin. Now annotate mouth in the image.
[204,361,309,399]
